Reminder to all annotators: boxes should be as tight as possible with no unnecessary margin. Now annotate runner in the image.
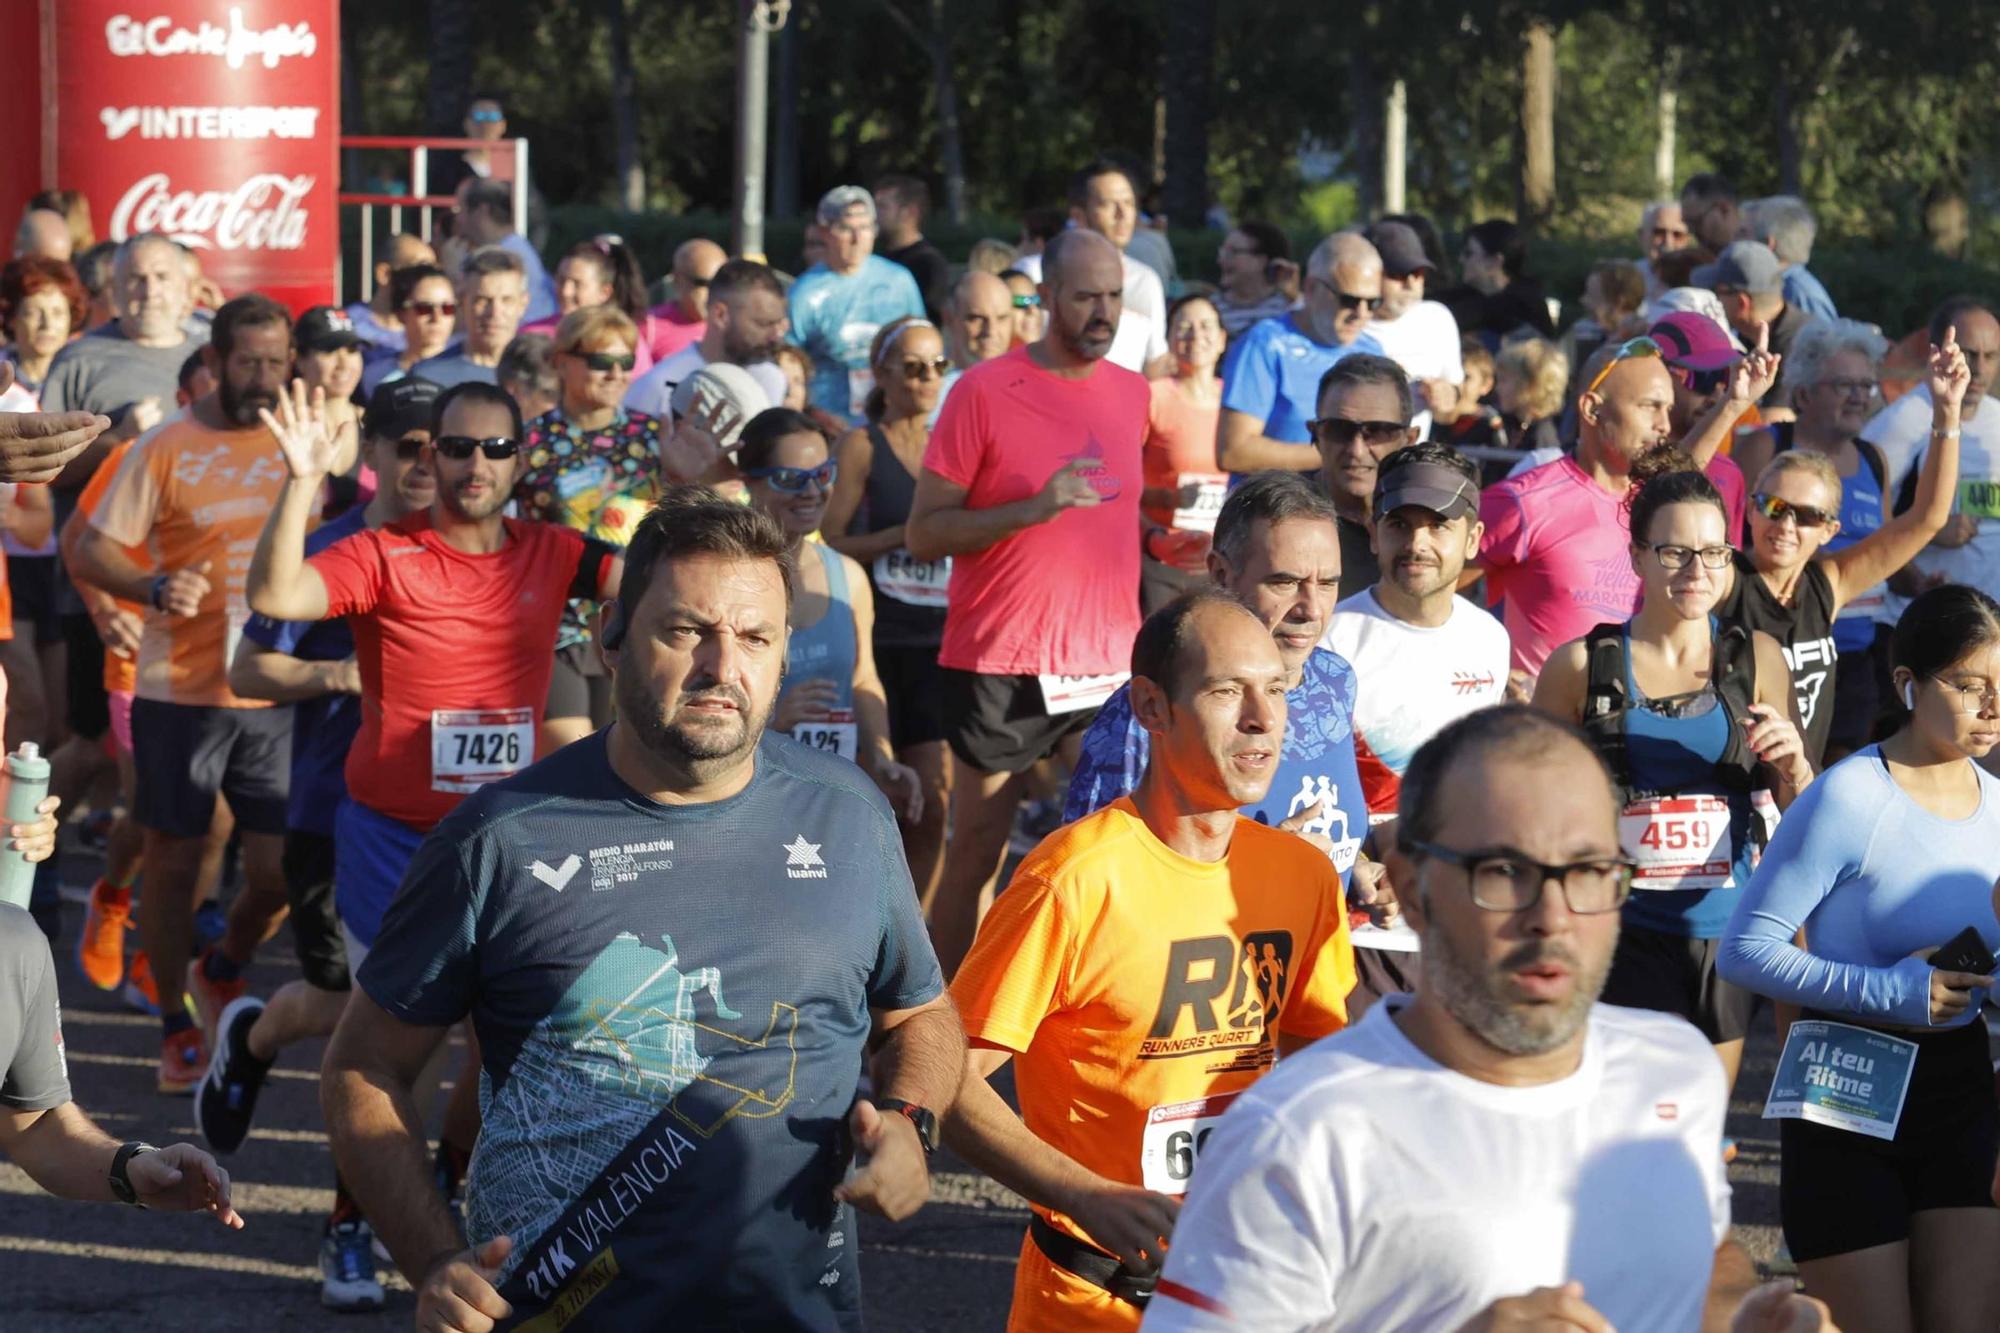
[360,262,457,396]
[905,229,1149,975]
[1720,584,2000,1331]
[1145,706,1830,1333]
[788,185,925,423]
[70,294,301,1093]
[1139,295,1226,613]
[823,316,954,910]
[736,406,923,818]
[1307,353,1420,600]
[321,488,962,1331]
[951,591,1357,1331]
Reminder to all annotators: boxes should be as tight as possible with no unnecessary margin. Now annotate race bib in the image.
[847,368,876,420]
[872,548,951,608]
[1959,478,2000,521]
[1349,920,1422,954]
[1763,1019,1918,1140]
[1619,795,1734,891]
[1139,1091,1239,1196]
[430,707,533,794]
[1038,672,1128,716]
[1170,472,1230,534]
[791,709,858,761]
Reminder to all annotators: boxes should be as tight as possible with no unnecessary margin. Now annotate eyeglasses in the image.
[1012,294,1041,310]
[1751,493,1834,529]
[1818,377,1878,398]
[1929,676,2000,715]
[1406,839,1634,915]
[404,301,457,319]
[901,357,950,381]
[1641,542,1733,571]
[1583,336,1664,398]
[744,460,837,493]
[576,352,636,373]
[390,435,428,461]
[1310,417,1407,448]
[1311,277,1378,313]
[433,435,519,461]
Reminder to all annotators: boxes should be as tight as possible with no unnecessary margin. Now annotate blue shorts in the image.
[333,799,428,950]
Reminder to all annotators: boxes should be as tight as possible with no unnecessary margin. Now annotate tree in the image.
[1518,18,1556,230]
[606,0,644,213]
[425,0,475,143]
[1160,0,1217,226]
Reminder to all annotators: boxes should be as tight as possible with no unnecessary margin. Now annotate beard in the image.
[221,378,277,428]
[1419,917,1611,1057]
[437,475,508,522]
[616,665,773,779]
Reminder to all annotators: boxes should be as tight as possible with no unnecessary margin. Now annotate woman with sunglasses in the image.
[1534,445,1812,1097]
[738,408,924,827]
[1139,294,1228,612]
[514,305,665,752]
[361,264,458,397]
[1717,331,1970,767]
[821,318,952,904]
[1719,584,2000,1331]
[520,237,669,371]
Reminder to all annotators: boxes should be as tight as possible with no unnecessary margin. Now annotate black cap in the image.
[1367,221,1434,279]
[296,304,363,353]
[1373,460,1477,521]
[364,377,440,440]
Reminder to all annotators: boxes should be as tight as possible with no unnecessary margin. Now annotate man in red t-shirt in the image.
[246,380,619,963]
[906,229,1151,975]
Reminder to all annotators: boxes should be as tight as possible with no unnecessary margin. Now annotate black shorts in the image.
[1600,922,1756,1044]
[281,829,349,992]
[7,554,60,642]
[1826,625,1891,757]
[130,698,291,838]
[61,612,109,741]
[875,641,949,750]
[943,668,1099,775]
[1780,1014,1999,1262]
[545,642,614,726]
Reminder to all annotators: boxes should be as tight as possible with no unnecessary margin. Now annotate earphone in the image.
[1902,678,1916,710]
[600,599,626,650]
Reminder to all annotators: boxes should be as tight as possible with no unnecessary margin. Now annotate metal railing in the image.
[336,137,530,300]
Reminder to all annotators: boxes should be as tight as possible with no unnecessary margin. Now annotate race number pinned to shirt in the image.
[1763,1019,1918,1140]
[872,549,951,608]
[430,707,533,793]
[1140,1091,1240,1196]
[1958,479,2000,521]
[1171,473,1230,534]
[791,708,858,761]
[1620,795,1735,891]
[1039,672,1129,716]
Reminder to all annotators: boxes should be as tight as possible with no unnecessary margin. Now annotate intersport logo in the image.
[105,9,317,70]
[110,173,313,252]
[99,106,321,143]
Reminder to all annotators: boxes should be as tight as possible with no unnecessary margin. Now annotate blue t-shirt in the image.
[1819,449,1885,653]
[786,256,925,422]
[1782,265,1837,323]
[499,232,560,324]
[356,730,943,1331]
[240,506,369,837]
[1063,647,1369,884]
[1219,314,1382,445]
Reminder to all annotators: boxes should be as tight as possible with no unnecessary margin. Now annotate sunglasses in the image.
[1751,492,1834,529]
[1311,277,1378,313]
[901,357,950,381]
[1012,294,1041,309]
[1310,417,1406,447]
[390,436,428,461]
[576,352,636,373]
[744,461,837,493]
[433,435,520,461]
[469,109,504,124]
[1583,336,1664,397]
[404,301,456,319]
[1668,364,1731,395]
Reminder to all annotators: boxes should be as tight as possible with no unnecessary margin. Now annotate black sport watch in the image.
[109,1141,157,1206]
[879,1099,940,1155]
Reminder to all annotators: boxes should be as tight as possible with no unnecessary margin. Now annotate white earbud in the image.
[1903,679,1917,710]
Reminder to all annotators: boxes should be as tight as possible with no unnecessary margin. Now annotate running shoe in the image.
[186,948,246,1046]
[193,898,227,949]
[158,1027,207,1096]
[195,995,270,1153]
[121,950,161,1015]
[75,881,131,991]
[320,1220,387,1311]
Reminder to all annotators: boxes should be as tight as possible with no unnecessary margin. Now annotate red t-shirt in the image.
[310,512,614,831]
[923,346,1148,676]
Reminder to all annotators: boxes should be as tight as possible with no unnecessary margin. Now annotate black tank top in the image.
[1717,549,1838,765]
[859,424,950,648]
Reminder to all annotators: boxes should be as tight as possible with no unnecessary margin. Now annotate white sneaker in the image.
[320,1220,387,1311]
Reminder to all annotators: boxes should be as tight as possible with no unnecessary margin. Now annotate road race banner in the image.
[41,1,340,311]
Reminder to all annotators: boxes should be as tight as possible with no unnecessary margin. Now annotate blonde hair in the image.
[1757,450,1843,510]
[553,304,638,356]
[1496,337,1569,423]
[966,238,1019,275]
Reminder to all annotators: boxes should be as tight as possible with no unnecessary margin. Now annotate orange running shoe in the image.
[187,948,246,1047]
[159,1026,207,1096]
[75,880,131,991]
[121,949,161,1015]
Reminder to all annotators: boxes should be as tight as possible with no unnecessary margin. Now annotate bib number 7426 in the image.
[431,707,534,794]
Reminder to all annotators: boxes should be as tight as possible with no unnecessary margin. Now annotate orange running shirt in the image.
[1141,376,1222,531]
[73,439,146,696]
[90,414,290,708]
[950,798,1355,1332]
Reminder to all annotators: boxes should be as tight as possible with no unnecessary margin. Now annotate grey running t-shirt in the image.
[40,323,199,419]
[1,905,70,1112]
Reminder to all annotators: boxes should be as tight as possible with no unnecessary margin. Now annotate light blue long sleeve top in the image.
[1719,745,2000,1029]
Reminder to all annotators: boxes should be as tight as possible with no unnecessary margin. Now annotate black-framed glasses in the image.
[1310,417,1406,448]
[1406,839,1634,914]
[901,356,950,381]
[1012,294,1041,310]
[745,460,837,493]
[578,351,636,373]
[1311,276,1378,312]
[433,435,519,461]
[1640,542,1733,571]
[1751,493,1834,529]
[1930,675,2000,715]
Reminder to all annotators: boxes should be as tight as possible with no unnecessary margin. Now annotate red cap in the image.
[1646,312,1742,373]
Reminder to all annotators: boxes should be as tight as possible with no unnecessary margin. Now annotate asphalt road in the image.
[5,866,1812,1332]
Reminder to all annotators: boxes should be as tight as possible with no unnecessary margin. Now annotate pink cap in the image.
[1647,311,1742,373]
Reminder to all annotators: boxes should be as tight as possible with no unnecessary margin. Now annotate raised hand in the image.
[1929,324,1971,414]
[258,379,342,482]
[1727,320,1782,406]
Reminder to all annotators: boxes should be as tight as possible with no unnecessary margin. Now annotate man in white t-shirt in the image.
[623,258,790,419]
[1361,222,1463,438]
[1144,707,1830,1333]
[1011,159,1170,378]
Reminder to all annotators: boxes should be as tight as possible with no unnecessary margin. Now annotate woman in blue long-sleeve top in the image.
[1719,582,2000,1332]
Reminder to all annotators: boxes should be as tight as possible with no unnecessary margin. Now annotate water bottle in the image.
[0,742,50,911]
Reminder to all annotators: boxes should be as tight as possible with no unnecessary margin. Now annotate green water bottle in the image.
[0,742,50,911]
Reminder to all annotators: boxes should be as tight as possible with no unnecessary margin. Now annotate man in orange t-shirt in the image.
[72,294,300,1093]
[947,591,1356,1332]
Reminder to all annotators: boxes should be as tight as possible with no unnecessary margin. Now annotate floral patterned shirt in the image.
[515,406,664,648]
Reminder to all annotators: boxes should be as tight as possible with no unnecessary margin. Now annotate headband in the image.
[873,319,937,370]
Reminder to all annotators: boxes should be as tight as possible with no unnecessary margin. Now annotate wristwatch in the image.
[878,1099,940,1155]
[109,1141,157,1206]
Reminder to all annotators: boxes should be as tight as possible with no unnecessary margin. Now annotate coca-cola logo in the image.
[106,9,317,70]
[110,173,314,252]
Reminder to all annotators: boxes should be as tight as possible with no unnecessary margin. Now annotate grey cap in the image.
[1374,460,1478,521]
[816,185,876,228]
[1366,221,1433,278]
[1692,241,1783,296]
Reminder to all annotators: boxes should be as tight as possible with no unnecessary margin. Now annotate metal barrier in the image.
[335,136,530,300]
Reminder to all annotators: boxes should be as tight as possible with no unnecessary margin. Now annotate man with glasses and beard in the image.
[1144,707,1834,1333]
[321,487,961,1333]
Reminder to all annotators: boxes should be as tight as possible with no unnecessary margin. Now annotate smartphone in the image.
[1931,925,1998,976]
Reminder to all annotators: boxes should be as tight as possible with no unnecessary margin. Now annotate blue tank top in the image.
[787,542,858,711]
[1616,625,1763,939]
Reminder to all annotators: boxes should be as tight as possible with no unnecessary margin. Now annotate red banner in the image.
[46,1,339,312]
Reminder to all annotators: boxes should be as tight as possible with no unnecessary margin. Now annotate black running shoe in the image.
[195,995,271,1153]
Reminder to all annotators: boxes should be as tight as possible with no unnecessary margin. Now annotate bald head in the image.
[1040,229,1123,364]
[951,270,1014,367]
[673,238,729,321]
[388,233,436,270]
[14,209,70,262]
[1303,232,1382,346]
